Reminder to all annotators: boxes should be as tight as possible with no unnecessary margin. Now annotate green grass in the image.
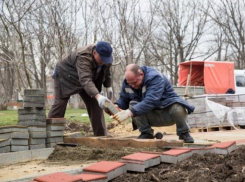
[0,109,114,126]
[0,110,18,126]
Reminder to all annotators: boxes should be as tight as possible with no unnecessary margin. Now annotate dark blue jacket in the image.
[115,66,195,116]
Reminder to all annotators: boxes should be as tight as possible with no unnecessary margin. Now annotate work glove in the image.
[106,87,113,100]
[113,109,132,123]
[96,94,111,109]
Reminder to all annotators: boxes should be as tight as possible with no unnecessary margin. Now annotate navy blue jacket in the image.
[115,66,195,116]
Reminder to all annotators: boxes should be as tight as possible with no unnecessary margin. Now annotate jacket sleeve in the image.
[102,65,112,88]
[115,81,131,110]
[76,55,99,98]
[130,75,165,116]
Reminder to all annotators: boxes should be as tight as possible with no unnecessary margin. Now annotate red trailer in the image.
[178,61,235,94]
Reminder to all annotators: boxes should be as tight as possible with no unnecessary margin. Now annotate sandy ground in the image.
[0,160,96,182]
[0,123,176,182]
[0,122,244,182]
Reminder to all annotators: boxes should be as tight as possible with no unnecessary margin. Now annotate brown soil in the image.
[48,145,245,182]
[112,146,245,182]
[48,145,164,165]
[49,121,245,182]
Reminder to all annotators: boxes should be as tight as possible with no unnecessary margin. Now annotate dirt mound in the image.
[112,145,245,182]
[47,145,163,165]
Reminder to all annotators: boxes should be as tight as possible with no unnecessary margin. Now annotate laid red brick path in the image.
[31,141,238,181]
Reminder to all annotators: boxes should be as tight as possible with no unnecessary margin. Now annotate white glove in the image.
[106,87,113,100]
[96,94,110,109]
[113,109,132,122]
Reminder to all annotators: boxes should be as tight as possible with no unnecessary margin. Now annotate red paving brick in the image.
[74,173,107,181]
[212,141,235,148]
[83,161,125,173]
[162,149,191,155]
[34,172,77,182]
[121,152,160,161]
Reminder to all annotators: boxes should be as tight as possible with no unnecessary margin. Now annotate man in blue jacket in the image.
[114,64,195,143]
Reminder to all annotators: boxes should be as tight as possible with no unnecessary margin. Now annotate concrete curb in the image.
[0,148,54,166]
[2,166,83,182]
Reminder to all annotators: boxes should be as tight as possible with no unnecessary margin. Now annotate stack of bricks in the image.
[186,94,245,129]
[0,126,29,153]
[18,89,47,150]
[0,126,12,153]
[11,126,29,152]
[46,118,66,148]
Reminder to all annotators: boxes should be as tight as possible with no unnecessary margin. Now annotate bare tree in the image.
[149,0,210,84]
[209,0,245,69]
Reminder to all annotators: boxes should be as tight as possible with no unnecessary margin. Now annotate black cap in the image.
[96,41,113,64]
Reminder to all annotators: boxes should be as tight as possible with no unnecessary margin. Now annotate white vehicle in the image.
[234,70,245,94]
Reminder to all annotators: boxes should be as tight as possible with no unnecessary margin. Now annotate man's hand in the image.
[113,109,132,122]
[96,94,110,109]
[106,87,113,100]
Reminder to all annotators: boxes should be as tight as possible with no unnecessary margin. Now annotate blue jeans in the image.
[130,101,190,136]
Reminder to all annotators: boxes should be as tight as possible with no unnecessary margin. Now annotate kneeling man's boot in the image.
[137,129,154,139]
[179,132,194,143]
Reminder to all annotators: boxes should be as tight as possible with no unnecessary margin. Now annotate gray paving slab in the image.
[0,139,11,147]
[23,95,45,102]
[24,89,45,96]
[0,127,12,134]
[12,132,29,139]
[46,131,64,137]
[0,133,11,139]
[0,148,54,166]
[11,145,29,152]
[11,139,29,146]
[28,126,46,132]
[29,144,46,150]
[46,136,63,143]
[11,126,28,132]
[18,108,46,115]
[23,102,45,108]
[46,118,66,124]
[29,138,46,145]
[29,131,46,138]
[18,120,46,126]
[0,146,10,153]
[19,114,46,121]
[46,125,65,131]
[30,148,54,160]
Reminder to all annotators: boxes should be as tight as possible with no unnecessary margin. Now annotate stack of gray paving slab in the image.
[28,126,47,150]
[11,126,29,152]
[18,89,47,150]
[46,118,66,148]
[186,94,245,129]
[0,126,12,153]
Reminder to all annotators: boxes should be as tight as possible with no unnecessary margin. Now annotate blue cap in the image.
[96,41,113,64]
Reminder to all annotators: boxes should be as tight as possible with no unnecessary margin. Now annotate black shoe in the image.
[137,132,154,139]
[179,132,194,143]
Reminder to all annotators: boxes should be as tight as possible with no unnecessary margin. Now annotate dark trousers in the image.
[130,101,190,136]
[48,78,107,136]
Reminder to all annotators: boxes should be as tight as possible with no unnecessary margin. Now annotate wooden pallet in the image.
[190,125,241,133]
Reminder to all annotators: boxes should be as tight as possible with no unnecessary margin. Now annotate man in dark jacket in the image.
[48,41,113,136]
[114,64,195,143]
